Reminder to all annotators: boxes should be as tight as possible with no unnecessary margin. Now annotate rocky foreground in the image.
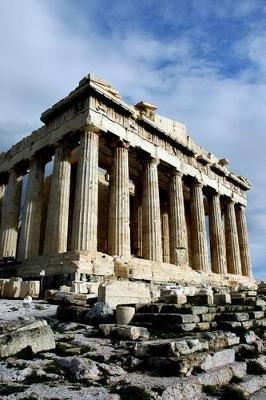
[1,289,266,399]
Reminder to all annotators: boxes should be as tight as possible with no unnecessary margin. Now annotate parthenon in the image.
[0,75,254,287]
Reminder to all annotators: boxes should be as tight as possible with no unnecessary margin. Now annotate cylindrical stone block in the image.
[209,192,227,274]
[169,171,188,266]
[142,157,162,262]
[72,127,99,252]
[108,140,131,258]
[236,205,252,277]
[224,200,242,275]
[190,180,210,272]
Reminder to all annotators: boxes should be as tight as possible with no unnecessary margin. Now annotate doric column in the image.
[72,126,99,252]
[132,181,142,257]
[209,191,227,274]
[44,142,71,255]
[161,200,170,263]
[142,157,162,262]
[108,140,130,257]
[236,205,252,277]
[169,171,188,266]
[0,169,22,259]
[0,183,5,227]
[224,199,242,275]
[190,179,210,272]
[17,158,45,261]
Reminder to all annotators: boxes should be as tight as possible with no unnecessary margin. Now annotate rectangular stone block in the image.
[20,280,40,299]
[163,293,187,305]
[0,279,9,298]
[157,313,200,324]
[200,349,235,371]
[3,277,22,298]
[98,280,151,309]
[214,293,231,305]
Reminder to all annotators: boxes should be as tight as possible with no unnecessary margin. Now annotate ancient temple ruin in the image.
[0,75,254,287]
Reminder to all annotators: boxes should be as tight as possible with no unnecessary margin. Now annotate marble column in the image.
[132,181,142,257]
[108,140,131,258]
[72,126,99,252]
[190,180,210,272]
[236,205,252,277]
[142,157,162,262]
[209,192,227,274]
[0,169,22,259]
[17,158,45,261]
[224,199,242,275]
[44,143,71,255]
[0,183,5,227]
[161,200,170,263]
[169,171,188,266]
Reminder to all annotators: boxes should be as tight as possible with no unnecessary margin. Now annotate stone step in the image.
[144,348,236,376]
[133,331,240,359]
[217,318,266,332]
[216,312,250,322]
[225,375,266,399]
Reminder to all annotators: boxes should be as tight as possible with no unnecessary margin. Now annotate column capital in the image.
[226,197,236,205]
[236,203,246,211]
[82,123,101,135]
[192,177,203,188]
[171,169,183,178]
[209,187,221,198]
[112,138,130,150]
[143,155,160,167]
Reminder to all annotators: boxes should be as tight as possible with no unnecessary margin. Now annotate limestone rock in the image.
[200,349,235,371]
[56,356,102,381]
[161,381,203,400]
[85,302,114,324]
[0,319,55,358]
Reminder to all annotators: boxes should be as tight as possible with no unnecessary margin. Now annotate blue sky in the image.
[0,0,265,279]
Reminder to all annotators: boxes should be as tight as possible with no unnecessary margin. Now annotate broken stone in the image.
[56,356,102,381]
[200,349,235,371]
[117,325,149,341]
[86,302,114,324]
[0,319,55,358]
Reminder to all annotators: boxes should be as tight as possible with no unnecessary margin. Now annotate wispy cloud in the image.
[0,0,265,278]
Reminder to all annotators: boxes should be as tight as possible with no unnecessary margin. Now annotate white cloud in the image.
[0,0,265,278]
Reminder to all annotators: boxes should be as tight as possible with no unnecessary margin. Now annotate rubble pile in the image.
[0,284,266,399]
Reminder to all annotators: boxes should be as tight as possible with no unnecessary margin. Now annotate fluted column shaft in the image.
[190,181,210,272]
[72,127,99,252]
[44,143,71,255]
[236,205,252,277]
[161,201,170,263]
[108,141,130,257]
[209,192,227,274]
[142,158,162,262]
[0,184,5,228]
[132,182,142,257]
[169,171,188,266]
[18,158,45,260]
[0,169,22,258]
[224,200,242,275]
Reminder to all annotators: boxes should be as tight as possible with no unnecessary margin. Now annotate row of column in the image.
[0,126,252,277]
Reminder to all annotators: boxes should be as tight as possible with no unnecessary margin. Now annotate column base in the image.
[5,251,257,290]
